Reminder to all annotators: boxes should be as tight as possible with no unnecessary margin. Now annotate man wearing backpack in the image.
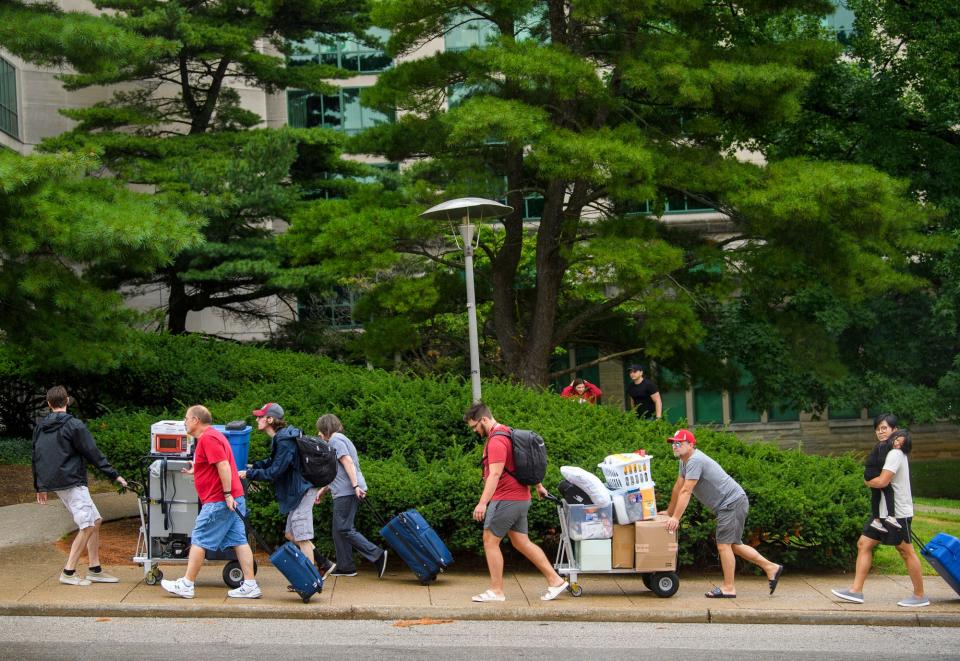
[238,403,336,580]
[33,385,128,586]
[464,402,569,603]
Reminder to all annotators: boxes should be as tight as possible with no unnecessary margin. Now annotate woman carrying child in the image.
[832,413,929,608]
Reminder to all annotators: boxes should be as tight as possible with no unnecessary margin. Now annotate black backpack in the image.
[488,428,548,486]
[295,434,339,488]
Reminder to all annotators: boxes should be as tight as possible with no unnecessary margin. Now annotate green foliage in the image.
[0,438,32,465]
[0,149,201,373]
[73,333,866,568]
[910,460,960,500]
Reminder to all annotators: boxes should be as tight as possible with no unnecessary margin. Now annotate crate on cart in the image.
[598,451,652,489]
[547,493,679,598]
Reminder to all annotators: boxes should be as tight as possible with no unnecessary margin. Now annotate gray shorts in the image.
[715,496,749,544]
[285,488,318,542]
[55,486,102,530]
[484,500,530,538]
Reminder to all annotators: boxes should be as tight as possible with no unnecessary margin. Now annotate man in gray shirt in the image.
[663,429,783,598]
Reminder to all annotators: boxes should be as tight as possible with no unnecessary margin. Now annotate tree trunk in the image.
[166,273,189,335]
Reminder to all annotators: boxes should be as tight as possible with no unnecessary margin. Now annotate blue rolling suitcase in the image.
[365,500,453,584]
[914,531,960,596]
[237,511,324,602]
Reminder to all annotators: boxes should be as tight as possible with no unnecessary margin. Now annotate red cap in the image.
[667,428,696,444]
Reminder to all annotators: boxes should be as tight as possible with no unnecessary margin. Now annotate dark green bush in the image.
[911,459,960,499]
[81,332,869,570]
[0,437,31,465]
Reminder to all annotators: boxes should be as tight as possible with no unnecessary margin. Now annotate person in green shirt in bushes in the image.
[662,428,784,598]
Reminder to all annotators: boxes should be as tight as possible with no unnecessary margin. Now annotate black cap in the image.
[627,364,644,372]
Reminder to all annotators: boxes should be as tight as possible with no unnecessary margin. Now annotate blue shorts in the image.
[191,497,248,552]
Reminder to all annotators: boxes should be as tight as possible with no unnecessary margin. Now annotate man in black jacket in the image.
[33,386,127,586]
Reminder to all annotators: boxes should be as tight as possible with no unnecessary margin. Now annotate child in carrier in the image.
[864,429,911,533]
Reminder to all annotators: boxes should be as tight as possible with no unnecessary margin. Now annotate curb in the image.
[1,602,957,627]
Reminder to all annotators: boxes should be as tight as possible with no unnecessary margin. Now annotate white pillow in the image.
[559,465,612,507]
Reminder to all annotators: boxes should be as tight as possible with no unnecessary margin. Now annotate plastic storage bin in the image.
[565,503,614,540]
[610,484,657,524]
[598,451,652,489]
[214,423,252,468]
[574,539,612,571]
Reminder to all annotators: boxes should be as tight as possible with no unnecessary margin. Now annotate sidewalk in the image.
[0,500,957,625]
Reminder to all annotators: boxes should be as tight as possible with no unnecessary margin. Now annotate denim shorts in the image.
[191,497,248,552]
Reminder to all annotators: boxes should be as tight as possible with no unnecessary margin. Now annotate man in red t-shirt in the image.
[160,405,260,599]
[464,402,568,603]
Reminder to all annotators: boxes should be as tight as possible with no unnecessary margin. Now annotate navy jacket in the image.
[32,412,119,492]
[246,426,312,515]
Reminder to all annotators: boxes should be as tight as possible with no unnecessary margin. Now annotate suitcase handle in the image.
[910,529,928,552]
[233,507,276,555]
[361,494,390,528]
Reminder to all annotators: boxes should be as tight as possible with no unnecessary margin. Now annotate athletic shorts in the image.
[484,500,530,538]
[285,488,318,542]
[55,486,102,530]
[191,497,248,552]
[862,516,912,546]
[715,495,749,544]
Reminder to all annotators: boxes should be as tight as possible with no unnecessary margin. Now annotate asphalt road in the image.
[1,617,958,660]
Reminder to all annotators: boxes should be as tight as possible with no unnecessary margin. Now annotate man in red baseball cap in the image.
[662,428,784,598]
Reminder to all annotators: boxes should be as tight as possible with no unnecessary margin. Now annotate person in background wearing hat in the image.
[662,428,783,598]
[161,405,260,599]
[626,365,662,419]
[239,403,337,584]
[560,378,602,405]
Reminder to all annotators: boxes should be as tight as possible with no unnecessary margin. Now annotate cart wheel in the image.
[223,561,244,588]
[300,592,311,604]
[569,582,583,597]
[649,571,679,598]
[641,573,653,590]
[418,577,432,586]
[145,568,162,586]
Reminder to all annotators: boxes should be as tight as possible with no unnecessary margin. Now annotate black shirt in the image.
[627,379,659,418]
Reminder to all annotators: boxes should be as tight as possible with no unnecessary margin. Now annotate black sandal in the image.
[705,586,736,598]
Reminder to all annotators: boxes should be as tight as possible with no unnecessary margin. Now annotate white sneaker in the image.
[227,582,262,599]
[869,519,888,533]
[59,572,91,586]
[884,516,902,530]
[161,577,195,599]
[86,570,119,583]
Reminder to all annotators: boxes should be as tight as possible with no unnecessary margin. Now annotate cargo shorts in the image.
[55,485,102,530]
[484,500,530,538]
[285,488,318,542]
[715,495,749,545]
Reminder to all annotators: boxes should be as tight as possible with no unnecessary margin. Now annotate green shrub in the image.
[83,332,870,570]
[0,437,32,465]
[911,460,960,500]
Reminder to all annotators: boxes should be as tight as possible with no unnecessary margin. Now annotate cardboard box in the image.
[574,539,612,571]
[634,515,678,571]
[612,524,635,568]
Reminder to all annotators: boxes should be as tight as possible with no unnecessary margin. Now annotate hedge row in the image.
[68,333,870,570]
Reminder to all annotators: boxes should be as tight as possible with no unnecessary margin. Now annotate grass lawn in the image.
[873,498,960,576]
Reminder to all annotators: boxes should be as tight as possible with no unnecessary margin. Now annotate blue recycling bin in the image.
[214,424,252,469]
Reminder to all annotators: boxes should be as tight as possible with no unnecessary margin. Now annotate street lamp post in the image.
[419,197,513,403]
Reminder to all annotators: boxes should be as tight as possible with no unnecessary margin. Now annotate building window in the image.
[0,57,18,139]
[287,88,395,134]
[622,193,714,216]
[729,367,762,423]
[289,29,392,73]
[445,16,499,52]
[299,288,361,329]
[823,1,855,44]
[693,382,724,425]
[658,367,688,424]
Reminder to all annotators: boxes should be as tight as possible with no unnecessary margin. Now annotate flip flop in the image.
[769,564,784,595]
[540,581,569,601]
[705,586,736,599]
[472,590,506,603]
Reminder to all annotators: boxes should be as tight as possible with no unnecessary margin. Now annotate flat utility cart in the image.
[131,458,257,588]
[547,493,680,598]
